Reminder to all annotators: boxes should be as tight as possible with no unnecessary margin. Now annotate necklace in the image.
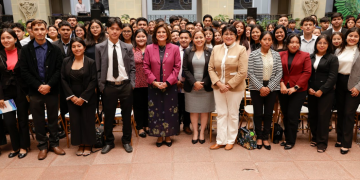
[159,45,166,52]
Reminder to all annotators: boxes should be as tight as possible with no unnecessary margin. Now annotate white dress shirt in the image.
[336,45,357,75]
[107,40,128,82]
[314,54,323,70]
[300,35,317,54]
[75,3,86,14]
[20,36,53,47]
[220,42,236,83]
[178,46,189,93]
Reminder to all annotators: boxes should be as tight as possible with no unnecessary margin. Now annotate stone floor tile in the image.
[7,150,57,168]
[93,148,133,164]
[173,162,217,180]
[130,163,172,180]
[0,167,45,180]
[210,146,251,162]
[249,143,292,162]
[39,165,89,180]
[337,161,360,178]
[132,145,173,163]
[256,162,306,179]
[173,147,212,162]
[215,162,262,180]
[85,164,131,180]
[50,148,97,166]
[287,144,332,161]
[295,161,352,179]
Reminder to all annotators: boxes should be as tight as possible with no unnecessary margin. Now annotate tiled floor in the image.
[0,126,360,180]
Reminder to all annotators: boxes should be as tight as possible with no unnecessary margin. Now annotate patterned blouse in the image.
[133,47,148,88]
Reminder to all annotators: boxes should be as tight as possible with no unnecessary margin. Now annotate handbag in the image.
[237,125,257,150]
[272,123,283,144]
[94,127,105,148]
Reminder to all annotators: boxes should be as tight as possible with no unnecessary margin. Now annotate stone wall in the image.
[108,0,142,20]
[11,0,51,24]
[201,0,234,19]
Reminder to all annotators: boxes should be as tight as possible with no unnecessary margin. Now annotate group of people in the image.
[0,11,360,161]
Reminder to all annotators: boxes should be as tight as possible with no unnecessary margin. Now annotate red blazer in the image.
[143,43,181,85]
[279,50,312,92]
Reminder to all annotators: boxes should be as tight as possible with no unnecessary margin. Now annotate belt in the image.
[106,80,130,86]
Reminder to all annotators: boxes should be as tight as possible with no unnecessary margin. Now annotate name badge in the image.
[228,56,236,58]
[230,72,237,75]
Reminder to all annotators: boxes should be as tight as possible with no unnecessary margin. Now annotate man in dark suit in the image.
[91,0,105,14]
[321,12,347,38]
[53,21,73,139]
[20,19,65,160]
[95,17,135,153]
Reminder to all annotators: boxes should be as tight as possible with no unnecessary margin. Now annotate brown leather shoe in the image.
[50,146,66,155]
[38,149,48,160]
[183,126,192,135]
[225,144,234,150]
[210,144,225,150]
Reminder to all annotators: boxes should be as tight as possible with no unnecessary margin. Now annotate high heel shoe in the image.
[156,141,163,147]
[280,141,286,146]
[8,151,20,158]
[139,132,147,138]
[165,141,172,147]
[199,139,205,144]
[335,142,342,147]
[192,139,199,144]
[257,144,262,149]
[264,145,271,150]
[18,149,28,159]
[284,144,294,150]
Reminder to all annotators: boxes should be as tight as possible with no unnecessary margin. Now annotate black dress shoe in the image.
[58,131,66,139]
[156,141,163,147]
[123,144,133,153]
[18,150,28,159]
[284,145,294,150]
[335,143,342,147]
[101,145,115,154]
[264,145,271,150]
[257,144,262,149]
[340,148,349,154]
[165,141,172,147]
[192,139,199,144]
[145,129,150,135]
[199,139,205,144]
[280,141,286,146]
[8,151,20,158]
[139,132,146,138]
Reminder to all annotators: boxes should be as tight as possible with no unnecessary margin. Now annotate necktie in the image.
[113,44,119,79]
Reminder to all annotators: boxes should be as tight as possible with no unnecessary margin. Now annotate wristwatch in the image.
[294,85,299,91]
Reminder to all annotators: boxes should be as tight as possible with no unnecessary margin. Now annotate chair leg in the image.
[354,117,358,142]
[132,117,138,137]
[28,123,35,140]
[209,115,213,143]
[61,117,70,148]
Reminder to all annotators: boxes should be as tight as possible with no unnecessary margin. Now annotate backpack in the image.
[273,123,283,144]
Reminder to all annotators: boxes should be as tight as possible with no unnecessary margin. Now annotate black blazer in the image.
[321,28,348,38]
[0,49,28,99]
[61,55,97,101]
[182,48,213,92]
[20,39,63,96]
[308,53,339,94]
[53,39,73,59]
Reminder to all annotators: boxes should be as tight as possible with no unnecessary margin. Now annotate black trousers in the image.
[308,90,334,150]
[133,87,148,130]
[250,89,278,140]
[2,86,30,151]
[59,85,68,130]
[279,91,307,146]
[178,93,190,127]
[29,94,59,150]
[336,74,360,148]
[102,82,133,145]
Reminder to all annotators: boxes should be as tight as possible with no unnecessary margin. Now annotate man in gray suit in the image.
[95,17,135,154]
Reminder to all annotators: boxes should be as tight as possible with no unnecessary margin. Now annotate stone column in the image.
[11,0,51,24]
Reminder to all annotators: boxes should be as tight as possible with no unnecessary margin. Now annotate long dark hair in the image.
[271,25,287,51]
[250,24,264,51]
[85,19,106,47]
[0,28,22,50]
[75,24,87,39]
[331,32,343,53]
[313,34,332,55]
[132,28,148,48]
[204,27,215,46]
[120,23,134,43]
[285,33,301,51]
[233,21,249,50]
[338,27,360,54]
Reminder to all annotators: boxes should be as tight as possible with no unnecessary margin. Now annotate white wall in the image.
[70,0,91,15]
[3,0,13,15]
[252,0,271,14]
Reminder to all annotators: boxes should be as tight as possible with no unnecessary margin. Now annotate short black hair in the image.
[185,22,194,28]
[212,20,220,28]
[155,18,165,24]
[70,37,86,50]
[300,17,316,26]
[346,15,355,20]
[332,12,343,20]
[203,14,213,22]
[313,34,331,55]
[106,17,122,28]
[278,14,288,20]
[179,30,192,38]
[193,21,203,28]
[169,15,180,24]
[289,19,296,24]
[26,19,35,26]
[319,17,330,23]
[10,23,25,31]
[285,33,301,47]
[58,21,72,29]
[67,15,77,21]
[136,17,148,25]
[130,18,136,21]
[221,25,237,38]
[171,30,180,34]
